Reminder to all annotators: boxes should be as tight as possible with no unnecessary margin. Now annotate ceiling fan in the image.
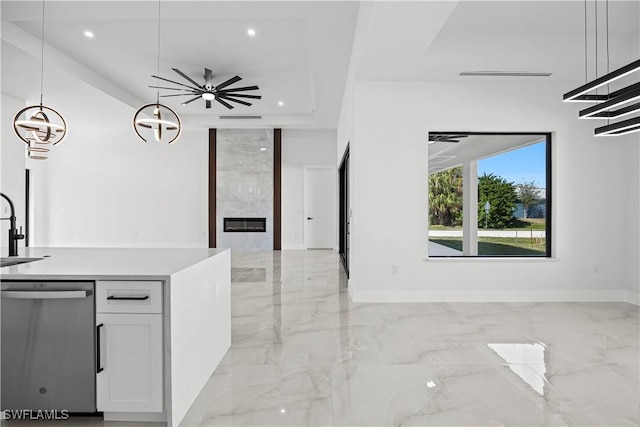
[150,67,261,109]
[428,134,469,143]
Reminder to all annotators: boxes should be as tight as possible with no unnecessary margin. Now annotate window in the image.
[428,132,551,257]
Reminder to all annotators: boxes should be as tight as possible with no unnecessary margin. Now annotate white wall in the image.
[346,80,639,303]
[22,74,209,248]
[282,129,337,249]
[1,93,27,254]
[4,71,336,250]
[633,2,640,304]
[627,139,640,304]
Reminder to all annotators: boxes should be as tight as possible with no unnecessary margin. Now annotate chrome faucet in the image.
[0,193,25,257]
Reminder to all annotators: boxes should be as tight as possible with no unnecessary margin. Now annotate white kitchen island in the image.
[1,247,231,427]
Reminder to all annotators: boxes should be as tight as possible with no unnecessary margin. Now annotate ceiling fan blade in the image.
[206,100,212,109]
[218,95,252,106]
[149,85,197,92]
[215,76,242,91]
[151,75,200,91]
[222,93,261,99]
[204,68,213,88]
[160,93,198,97]
[219,85,259,93]
[172,68,204,89]
[215,97,234,109]
[181,96,202,105]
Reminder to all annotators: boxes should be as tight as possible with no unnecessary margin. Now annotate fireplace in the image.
[223,217,267,232]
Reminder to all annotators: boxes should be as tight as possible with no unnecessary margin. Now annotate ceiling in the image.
[428,133,546,174]
[1,1,360,129]
[1,1,638,131]
[356,1,639,85]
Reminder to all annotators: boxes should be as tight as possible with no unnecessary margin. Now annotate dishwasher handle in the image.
[1,290,89,299]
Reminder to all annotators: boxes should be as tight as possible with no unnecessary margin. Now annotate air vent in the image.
[219,115,262,120]
[459,71,552,77]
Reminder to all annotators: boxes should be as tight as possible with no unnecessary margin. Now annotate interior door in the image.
[339,145,349,276]
[305,167,335,249]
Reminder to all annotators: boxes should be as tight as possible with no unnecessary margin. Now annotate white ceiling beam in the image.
[2,21,143,109]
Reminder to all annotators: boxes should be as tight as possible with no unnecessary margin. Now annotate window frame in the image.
[427,131,552,258]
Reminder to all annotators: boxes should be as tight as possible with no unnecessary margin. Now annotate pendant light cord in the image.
[606,0,610,77]
[40,0,46,106]
[606,0,610,123]
[156,0,161,104]
[584,0,587,83]
[594,0,598,95]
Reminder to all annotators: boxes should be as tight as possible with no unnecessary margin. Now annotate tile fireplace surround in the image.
[216,129,274,250]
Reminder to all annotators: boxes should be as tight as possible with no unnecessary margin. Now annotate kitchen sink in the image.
[0,257,44,268]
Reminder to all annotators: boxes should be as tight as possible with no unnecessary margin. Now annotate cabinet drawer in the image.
[96,281,162,314]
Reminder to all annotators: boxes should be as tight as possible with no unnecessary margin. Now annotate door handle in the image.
[307,217,313,220]
[1,290,89,299]
[107,295,149,301]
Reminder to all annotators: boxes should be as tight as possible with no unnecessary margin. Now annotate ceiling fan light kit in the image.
[563,0,640,137]
[12,0,67,160]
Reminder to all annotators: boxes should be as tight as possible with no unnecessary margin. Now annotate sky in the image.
[478,141,546,188]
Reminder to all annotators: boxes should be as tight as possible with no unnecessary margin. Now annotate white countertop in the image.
[0,247,229,280]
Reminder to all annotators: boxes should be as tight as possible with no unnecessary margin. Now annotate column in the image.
[462,160,478,256]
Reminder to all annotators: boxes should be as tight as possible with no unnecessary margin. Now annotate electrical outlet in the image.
[593,265,599,274]
[392,265,400,275]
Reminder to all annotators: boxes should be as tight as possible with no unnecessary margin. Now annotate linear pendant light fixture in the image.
[563,0,640,137]
[12,0,67,160]
[133,0,181,144]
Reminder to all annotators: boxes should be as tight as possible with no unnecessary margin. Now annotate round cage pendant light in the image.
[13,0,68,160]
[133,0,181,144]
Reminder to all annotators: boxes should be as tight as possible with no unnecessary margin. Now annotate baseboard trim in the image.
[103,411,166,422]
[281,244,306,250]
[349,289,634,304]
[624,291,640,306]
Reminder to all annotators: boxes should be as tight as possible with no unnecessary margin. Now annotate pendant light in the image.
[12,0,67,160]
[563,0,640,137]
[133,0,181,144]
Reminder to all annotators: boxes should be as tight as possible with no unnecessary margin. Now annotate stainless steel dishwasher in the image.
[1,281,96,412]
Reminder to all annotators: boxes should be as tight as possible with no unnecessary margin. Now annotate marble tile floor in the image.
[2,250,638,427]
[181,250,640,427]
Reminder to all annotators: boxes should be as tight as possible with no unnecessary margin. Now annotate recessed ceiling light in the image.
[278,101,284,107]
[247,28,256,37]
[260,147,267,151]
[83,30,94,38]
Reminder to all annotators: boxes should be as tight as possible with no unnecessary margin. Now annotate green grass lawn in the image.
[430,237,546,256]
[430,218,546,231]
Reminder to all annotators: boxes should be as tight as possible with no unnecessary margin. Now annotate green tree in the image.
[516,180,541,219]
[478,173,516,229]
[429,166,463,226]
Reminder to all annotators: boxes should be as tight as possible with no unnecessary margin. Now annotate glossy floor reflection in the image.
[181,250,640,427]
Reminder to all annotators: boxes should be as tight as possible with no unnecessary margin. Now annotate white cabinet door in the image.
[96,313,163,412]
